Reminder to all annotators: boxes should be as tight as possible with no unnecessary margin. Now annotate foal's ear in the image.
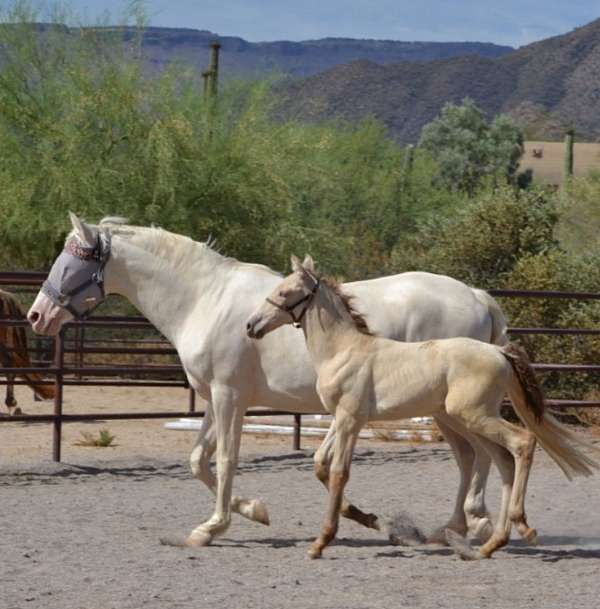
[302,254,315,273]
[68,211,97,248]
[290,254,302,272]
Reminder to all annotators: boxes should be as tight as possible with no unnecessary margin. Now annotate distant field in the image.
[522,141,600,185]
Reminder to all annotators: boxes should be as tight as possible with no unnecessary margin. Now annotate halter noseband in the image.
[266,274,320,329]
[41,232,112,320]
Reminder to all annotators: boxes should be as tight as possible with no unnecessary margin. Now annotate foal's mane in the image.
[321,277,373,336]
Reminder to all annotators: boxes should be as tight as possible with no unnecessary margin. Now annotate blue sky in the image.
[50,1,600,47]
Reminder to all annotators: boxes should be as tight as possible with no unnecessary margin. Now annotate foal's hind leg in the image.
[189,400,270,526]
[314,422,379,530]
[447,403,535,558]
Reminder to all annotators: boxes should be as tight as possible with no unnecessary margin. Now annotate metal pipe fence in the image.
[1,273,600,462]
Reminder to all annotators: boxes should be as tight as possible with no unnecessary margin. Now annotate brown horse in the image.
[0,289,54,414]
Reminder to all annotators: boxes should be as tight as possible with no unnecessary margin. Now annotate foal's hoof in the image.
[307,545,323,560]
[520,527,538,545]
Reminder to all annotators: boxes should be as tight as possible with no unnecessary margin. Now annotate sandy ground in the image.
[2,385,600,609]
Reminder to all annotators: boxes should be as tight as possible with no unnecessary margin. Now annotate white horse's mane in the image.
[92,217,280,276]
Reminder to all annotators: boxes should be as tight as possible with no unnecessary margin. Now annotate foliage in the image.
[555,172,600,256]
[0,4,458,280]
[419,98,524,195]
[500,251,600,399]
[390,187,557,288]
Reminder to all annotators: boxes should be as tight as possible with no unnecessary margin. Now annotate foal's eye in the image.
[279,291,286,297]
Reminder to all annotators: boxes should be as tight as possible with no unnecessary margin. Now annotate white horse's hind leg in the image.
[189,400,269,525]
[186,385,246,547]
[432,414,494,544]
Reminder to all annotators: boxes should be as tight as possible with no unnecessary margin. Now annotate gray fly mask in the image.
[42,232,112,320]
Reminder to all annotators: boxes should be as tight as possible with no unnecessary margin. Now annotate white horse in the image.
[29,213,509,546]
[246,255,599,559]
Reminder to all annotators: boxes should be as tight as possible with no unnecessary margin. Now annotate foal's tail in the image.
[502,342,600,480]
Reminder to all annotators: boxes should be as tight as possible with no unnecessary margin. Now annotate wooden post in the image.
[52,329,64,462]
[188,386,196,413]
[564,129,574,181]
[293,414,302,450]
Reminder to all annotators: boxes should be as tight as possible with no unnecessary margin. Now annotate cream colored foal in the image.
[247,255,599,559]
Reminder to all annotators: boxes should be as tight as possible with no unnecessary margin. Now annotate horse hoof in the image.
[471,518,494,544]
[252,500,271,526]
[186,529,213,547]
[307,545,322,559]
[523,527,538,545]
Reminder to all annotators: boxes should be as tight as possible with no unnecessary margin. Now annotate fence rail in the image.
[1,272,600,462]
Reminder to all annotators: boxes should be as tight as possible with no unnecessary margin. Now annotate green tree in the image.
[419,98,524,195]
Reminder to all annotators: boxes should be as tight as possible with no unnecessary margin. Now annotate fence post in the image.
[188,386,196,413]
[293,414,302,450]
[52,329,65,462]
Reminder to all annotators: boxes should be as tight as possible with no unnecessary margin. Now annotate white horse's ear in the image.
[302,254,315,273]
[68,211,97,247]
[290,254,302,272]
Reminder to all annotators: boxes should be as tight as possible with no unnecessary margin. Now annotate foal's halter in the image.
[266,274,320,329]
[41,232,112,320]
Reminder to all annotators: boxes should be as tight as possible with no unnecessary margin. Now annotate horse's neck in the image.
[303,286,360,369]
[104,233,224,344]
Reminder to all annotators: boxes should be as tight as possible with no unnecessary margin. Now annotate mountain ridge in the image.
[281,18,600,142]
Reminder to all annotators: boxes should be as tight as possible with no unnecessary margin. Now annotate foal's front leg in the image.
[308,414,362,559]
[314,421,379,530]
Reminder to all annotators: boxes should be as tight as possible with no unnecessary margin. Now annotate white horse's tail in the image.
[502,343,600,480]
[471,288,508,346]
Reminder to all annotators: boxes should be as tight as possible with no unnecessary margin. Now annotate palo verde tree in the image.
[419,98,524,196]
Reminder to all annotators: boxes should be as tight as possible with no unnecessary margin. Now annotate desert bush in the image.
[390,186,557,288]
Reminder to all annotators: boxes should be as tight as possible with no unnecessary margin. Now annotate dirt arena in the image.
[2,386,600,609]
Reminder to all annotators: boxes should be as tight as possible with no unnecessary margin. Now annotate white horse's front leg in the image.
[186,385,245,546]
[190,399,269,526]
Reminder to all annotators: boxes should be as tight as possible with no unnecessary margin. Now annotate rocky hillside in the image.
[281,18,600,142]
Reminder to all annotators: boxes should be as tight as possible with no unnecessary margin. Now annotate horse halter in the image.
[41,232,112,320]
[266,274,320,329]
